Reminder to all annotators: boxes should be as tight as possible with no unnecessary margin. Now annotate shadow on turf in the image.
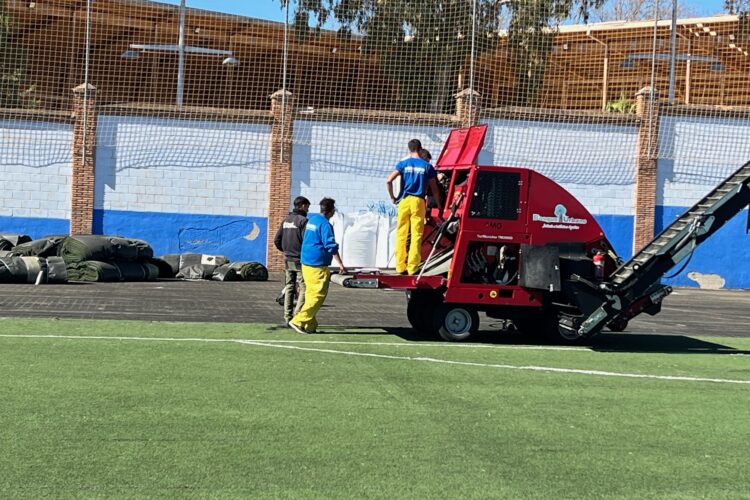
[589,333,750,355]
[333,326,750,355]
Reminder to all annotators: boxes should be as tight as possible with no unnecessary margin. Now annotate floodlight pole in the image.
[668,0,678,103]
[177,0,186,106]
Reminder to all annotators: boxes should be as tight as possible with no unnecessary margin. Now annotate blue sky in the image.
[159,0,292,22]
[161,0,728,24]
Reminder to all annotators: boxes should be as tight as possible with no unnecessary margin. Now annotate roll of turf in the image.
[211,264,241,281]
[60,236,153,264]
[0,256,47,283]
[0,234,32,251]
[66,261,122,282]
[67,260,160,282]
[0,257,26,283]
[176,253,229,280]
[21,256,44,283]
[157,254,181,277]
[329,274,352,287]
[11,236,66,258]
[45,257,68,284]
[230,261,269,281]
[0,256,68,284]
[116,261,159,281]
[147,257,176,279]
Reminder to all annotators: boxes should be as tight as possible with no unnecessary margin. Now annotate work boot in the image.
[289,322,311,335]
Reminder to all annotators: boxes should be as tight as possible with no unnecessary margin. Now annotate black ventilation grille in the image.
[469,171,520,220]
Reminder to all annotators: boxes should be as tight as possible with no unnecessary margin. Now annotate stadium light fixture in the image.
[121,22,238,105]
[119,0,237,106]
[121,49,140,60]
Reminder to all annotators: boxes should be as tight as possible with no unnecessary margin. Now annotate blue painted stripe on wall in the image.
[593,214,634,260]
[657,205,750,289]
[7,208,745,288]
[93,209,268,263]
[0,215,69,239]
[2,211,636,274]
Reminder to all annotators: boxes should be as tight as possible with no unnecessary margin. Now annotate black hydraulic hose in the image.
[663,246,696,280]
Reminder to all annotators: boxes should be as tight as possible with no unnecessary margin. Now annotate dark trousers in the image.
[283,260,306,322]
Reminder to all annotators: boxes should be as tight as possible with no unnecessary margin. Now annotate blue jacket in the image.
[300,213,339,266]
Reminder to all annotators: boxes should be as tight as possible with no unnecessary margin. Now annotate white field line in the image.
[0,334,587,352]
[1,333,747,385]
[243,341,750,385]
[1,333,745,355]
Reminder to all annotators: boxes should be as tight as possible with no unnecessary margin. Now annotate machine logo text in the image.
[532,204,587,230]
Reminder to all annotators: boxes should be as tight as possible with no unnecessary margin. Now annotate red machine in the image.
[335,125,750,342]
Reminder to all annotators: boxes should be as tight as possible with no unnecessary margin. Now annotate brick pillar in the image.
[70,83,97,235]
[454,88,481,127]
[266,89,294,271]
[633,86,660,253]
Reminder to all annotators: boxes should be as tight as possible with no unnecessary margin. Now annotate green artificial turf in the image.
[1,318,749,499]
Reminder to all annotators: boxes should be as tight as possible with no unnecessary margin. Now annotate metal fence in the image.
[2,0,750,170]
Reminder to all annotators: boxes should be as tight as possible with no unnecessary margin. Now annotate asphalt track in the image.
[1,274,748,343]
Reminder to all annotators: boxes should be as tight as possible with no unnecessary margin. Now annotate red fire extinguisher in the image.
[593,250,606,281]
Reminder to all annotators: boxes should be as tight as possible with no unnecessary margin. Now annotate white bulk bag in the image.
[387,220,398,268]
[375,214,392,268]
[342,212,378,268]
[330,210,348,259]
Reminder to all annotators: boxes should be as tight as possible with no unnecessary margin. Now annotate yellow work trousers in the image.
[395,195,426,275]
[291,265,331,333]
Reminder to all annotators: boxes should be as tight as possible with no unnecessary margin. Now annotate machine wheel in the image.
[434,304,479,342]
[606,317,629,332]
[557,321,583,343]
[406,291,440,333]
[518,310,587,344]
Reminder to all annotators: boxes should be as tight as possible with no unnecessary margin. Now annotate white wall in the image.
[0,119,71,219]
[292,120,452,214]
[95,115,271,216]
[483,119,638,216]
[292,118,639,218]
[658,114,750,207]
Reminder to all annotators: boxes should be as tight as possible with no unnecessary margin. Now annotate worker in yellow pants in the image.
[387,140,442,275]
[395,195,426,276]
[291,265,330,333]
[290,198,347,334]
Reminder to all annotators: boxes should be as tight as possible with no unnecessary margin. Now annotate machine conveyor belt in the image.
[571,160,750,338]
[611,161,750,292]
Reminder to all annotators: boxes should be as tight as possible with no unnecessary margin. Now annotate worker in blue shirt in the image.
[386,139,442,275]
[289,197,347,334]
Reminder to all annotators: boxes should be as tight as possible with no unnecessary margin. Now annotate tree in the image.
[279,0,605,111]
[724,2,750,49]
[593,0,696,22]
[726,0,750,14]
[0,0,35,108]
[506,1,605,106]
